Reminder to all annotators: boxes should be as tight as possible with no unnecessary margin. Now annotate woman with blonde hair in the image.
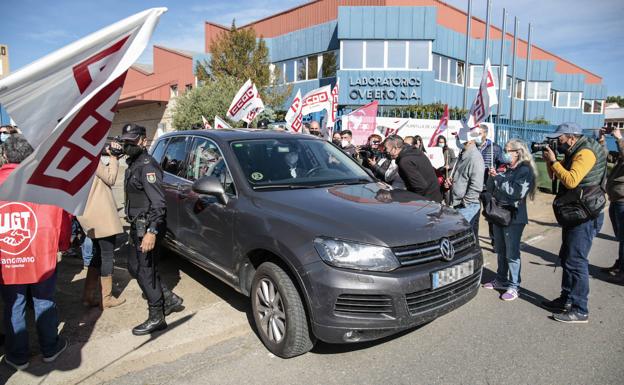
[482,138,537,301]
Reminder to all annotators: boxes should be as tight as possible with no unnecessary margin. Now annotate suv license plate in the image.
[432,260,474,289]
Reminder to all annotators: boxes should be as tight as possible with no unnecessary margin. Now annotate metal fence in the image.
[494,118,558,147]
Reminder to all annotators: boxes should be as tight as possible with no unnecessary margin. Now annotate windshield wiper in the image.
[252,184,319,190]
[315,179,372,188]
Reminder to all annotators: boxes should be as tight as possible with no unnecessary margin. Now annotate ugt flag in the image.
[285,89,303,133]
[344,101,378,146]
[227,79,263,122]
[462,58,498,130]
[0,8,167,215]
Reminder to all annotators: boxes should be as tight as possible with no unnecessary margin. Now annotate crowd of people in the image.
[333,120,622,322]
[0,117,622,370]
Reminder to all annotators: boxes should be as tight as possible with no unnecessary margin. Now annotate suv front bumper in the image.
[299,249,482,344]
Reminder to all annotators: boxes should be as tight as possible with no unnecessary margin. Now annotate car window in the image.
[230,138,371,189]
[150,138,168,164]
[187,137,236,195]
[161,136,190,177]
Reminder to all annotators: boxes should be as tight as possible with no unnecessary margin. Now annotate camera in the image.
[530,139,558,154]
[602,126,614,135]
[105,136,124,158]
[357,147,376,161]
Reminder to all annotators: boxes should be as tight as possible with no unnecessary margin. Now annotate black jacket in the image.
[396,146,443,202]
[371,158,405,189]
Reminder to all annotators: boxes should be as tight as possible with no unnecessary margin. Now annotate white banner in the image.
[0,7,166,215]
[214,115,232,130]
[227,79,262,122]
[285,89,303,133]
[463,58,498,131]
[301,85,332,116]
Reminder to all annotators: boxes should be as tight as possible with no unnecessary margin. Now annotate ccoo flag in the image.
[214,115,232,129]
[0,8,167,215]
[285,89,303,133]
[462,58,498,131]
[227,79,263,123]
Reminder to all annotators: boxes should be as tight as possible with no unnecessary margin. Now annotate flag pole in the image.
[510,17,519,121]
[497,8,507,125]
[462,0,473,110]
[522,23,533,123]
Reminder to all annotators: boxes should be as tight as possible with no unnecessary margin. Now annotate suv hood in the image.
[251,182,469,248]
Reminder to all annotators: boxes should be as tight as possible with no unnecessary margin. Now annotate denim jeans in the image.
[456,203,481,246]
[81,236,93,267]
[0,272,61,363]
[609,202,624,269]
[559,219,599,315]
[492,223,525,290]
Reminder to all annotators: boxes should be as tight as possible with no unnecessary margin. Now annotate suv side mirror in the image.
[192,175,229,205]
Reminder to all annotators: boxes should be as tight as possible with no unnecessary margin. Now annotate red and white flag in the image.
[227,79,263,122]
[301,85,332,117]
[285,89,303,133]
[0,8,166,215]
[428,104,449,147]
[214,115,232,130]
[325,81,339,137]
[243,97,264,124]
[462,58,498,132]
[377,119,408,138]
[202,115,212,129]
[344,101,378,146]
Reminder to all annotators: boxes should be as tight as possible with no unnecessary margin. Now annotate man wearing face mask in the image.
[340,130,357,157]
[541,122,607,324]
[120,123,183,335]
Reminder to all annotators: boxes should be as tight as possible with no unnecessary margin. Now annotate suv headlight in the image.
[313,237,400,272]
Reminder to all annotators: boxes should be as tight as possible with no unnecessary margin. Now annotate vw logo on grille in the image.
[439,238,455,261]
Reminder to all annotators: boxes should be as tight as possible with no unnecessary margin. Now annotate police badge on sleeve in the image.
[146,173,156,184]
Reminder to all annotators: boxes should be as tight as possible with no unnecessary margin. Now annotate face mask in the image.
[438,142,445,148]
[341,140,350,148]
[0,133,9,143]
[502,152,513,164]
[123,143,143,158]
[474,136,484,145]
[332,139,341,146]
[557,142,570,154]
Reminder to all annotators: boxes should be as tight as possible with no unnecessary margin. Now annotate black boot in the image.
[161,285,184,316]
[132,304,167,336]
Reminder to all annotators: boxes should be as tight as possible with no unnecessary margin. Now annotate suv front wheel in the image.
[251,262,315,358]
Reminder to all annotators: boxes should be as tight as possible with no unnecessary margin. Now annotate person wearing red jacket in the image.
[0,135,67,370]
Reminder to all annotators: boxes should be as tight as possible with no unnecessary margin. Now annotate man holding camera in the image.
[541,122,607,323]
[604,126,624,283]
[121,123,183,335]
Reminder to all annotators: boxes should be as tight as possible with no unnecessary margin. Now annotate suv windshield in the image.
[230,138,373,189]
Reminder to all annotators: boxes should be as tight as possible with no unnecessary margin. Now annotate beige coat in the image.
[78,157,123,239]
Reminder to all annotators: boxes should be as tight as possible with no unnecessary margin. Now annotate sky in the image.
[2,0,624,94]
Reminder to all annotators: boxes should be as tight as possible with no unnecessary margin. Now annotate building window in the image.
[582,99,605,114]
[170,84,178,97]
[526,81,551,101]
[515,79,525,99]
[470,65,507,89]
[185,84,193,92]
[285,60,295,83]
[340,40,431,71]
[433,54,464,85]
[308,55,318,80]
[296,58,307,82]
[365,41,385,69]
[387,41,407,69]
[342,41,364,69]
[554,91,582,108]
[321,51,338,78]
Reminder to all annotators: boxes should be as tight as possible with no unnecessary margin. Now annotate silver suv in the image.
[150,129,482,358]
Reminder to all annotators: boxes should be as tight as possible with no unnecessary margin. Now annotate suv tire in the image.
[251,262,315,358]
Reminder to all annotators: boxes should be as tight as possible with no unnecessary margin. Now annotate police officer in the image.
[120,123,183,335]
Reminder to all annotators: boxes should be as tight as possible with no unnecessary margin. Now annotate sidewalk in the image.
[0,189,565,384]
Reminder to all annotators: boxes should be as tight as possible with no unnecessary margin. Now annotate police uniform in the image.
[120,123,182,335]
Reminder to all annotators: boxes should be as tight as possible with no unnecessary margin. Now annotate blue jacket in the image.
[486,162,535,225]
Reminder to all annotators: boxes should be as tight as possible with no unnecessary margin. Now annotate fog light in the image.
[343,330,362,342]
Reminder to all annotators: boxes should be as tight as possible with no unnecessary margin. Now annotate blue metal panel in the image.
[266,21,338,62]
[338,6,437,40]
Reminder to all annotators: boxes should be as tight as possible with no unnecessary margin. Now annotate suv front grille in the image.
[392,230,476,266]
[405,270,481,315]
[334,294,394,316]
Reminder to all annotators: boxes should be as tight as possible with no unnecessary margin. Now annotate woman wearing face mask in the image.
[482,139,537,301]
[435,135,457,201]
[413,135,427,153]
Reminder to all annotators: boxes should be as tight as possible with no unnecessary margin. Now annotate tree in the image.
[201,20,291,110]
[172,76,242,130]
[606,96,623,107]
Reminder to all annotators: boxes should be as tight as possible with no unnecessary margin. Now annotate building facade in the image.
[203,0,606,128]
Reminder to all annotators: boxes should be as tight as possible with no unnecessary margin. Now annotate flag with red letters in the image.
[202,115,212,129]
[0,8,166,215]
[285,89,303,133]
[428,104,449,147]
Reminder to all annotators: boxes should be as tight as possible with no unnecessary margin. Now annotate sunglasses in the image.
[371,141,381,145]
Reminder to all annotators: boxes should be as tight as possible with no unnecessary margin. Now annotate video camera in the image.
[104,136,124,158]
[530,139,558,154]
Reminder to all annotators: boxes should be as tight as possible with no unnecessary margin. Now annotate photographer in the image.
[604,126,624,283]
[541,122,607,323]
[360,134,383,168]
[77,140,126,309]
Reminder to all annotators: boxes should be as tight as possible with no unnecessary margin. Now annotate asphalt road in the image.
[105,214,624,385]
